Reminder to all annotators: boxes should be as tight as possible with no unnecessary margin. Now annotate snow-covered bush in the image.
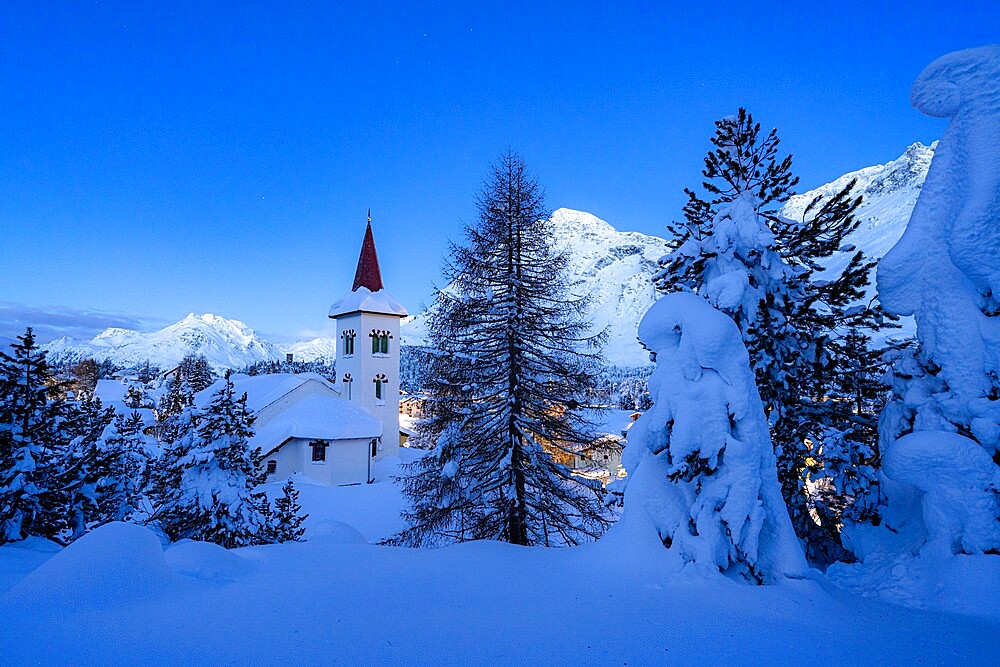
[874,45,1000,556]
[622,293,806,582]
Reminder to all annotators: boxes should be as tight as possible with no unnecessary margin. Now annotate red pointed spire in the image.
[352,211,384,292]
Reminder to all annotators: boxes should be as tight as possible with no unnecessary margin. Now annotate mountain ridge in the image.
[42,142,934,371]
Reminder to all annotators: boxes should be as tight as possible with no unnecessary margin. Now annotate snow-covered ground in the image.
[0,448,996,665]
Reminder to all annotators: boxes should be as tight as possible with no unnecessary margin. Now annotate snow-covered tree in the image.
[615,376,652,411]
[155,372,271,548]
[270,478,307,542]
[655,109,888,564]
[873,45,1000,556]
[155,372,193,444]
[623,293,807,582]
[0,329,61,543]
[393,151,611,547]
[99,411,155,523]
[56,397,116,540]
[178,354,216,393]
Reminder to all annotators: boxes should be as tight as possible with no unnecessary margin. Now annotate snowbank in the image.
[882,432,1000,557]
[3,522,185,608]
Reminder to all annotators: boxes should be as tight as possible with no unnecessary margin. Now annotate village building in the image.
[195,216,408,486]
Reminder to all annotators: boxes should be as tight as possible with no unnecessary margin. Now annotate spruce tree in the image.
[270,478,307,542]
[655,109,889,564]
[57,397,115,540]
[0,329,63,543]
[155,372,193,444]
[179,354,216,393]
[392,151,611,547]
[154,372,271,548]
[99,411,154,523]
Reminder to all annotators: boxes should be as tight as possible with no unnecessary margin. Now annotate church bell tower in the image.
[328,212,408,460]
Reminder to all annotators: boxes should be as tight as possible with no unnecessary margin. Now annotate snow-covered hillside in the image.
[404,145,932,368]
[43,314,336,370]
[402,208,670,368]
[784,142,934,278]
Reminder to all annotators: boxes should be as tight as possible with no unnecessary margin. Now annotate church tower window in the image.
[370,330,391,356]
[343,373,353,399]
[374,373,388,401]
[342,330,356,356]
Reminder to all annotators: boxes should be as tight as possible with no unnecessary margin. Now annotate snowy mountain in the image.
[41,145,932,372]
[784,142,933,278]
[280,337,338,363]
[402,143,933,368]
[44,313,287,371]
[401,208,671,368]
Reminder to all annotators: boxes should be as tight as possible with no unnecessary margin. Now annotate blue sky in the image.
[1,1,997,344]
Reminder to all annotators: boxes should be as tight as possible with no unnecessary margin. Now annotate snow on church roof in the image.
[196,373,336,414]
[254,393,382,450]
[195,373,383,445]
[328,286,408,318]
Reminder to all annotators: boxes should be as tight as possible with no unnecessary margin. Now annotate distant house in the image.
[195,373,382,486]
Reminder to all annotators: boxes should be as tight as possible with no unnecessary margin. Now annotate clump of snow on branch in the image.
[622,293,806,582]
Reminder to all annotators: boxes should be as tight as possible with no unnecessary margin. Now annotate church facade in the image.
[225,217,407,486]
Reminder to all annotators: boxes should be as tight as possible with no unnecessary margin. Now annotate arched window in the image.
[370,329,392,355]
[342,329,356,356]
[343,373,353,400]
[374,373,388,400]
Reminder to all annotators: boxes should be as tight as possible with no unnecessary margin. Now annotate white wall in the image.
[263,437,375,486]
[335,311,403,460]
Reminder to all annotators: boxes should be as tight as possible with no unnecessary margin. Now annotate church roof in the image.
[329,215,408,319]
[352,220,384,292]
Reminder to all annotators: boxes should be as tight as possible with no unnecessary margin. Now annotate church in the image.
[204,216,408,486]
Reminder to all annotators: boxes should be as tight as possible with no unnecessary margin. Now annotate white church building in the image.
[200,217,408,486]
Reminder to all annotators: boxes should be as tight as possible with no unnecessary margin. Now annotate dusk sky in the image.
[2,1,997,344]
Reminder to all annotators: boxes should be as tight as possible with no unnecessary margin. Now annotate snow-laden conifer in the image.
[0,329,60,542]
[393,151,611,547]
[155,372,271,547]
[270,478,307,542]
[624,293,807,582]
[655,109,889,564]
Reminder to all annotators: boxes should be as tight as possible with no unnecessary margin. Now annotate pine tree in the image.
[99,411,154,523]
[0,329,63,543]
[179,354,215,393]
[270,478,307,542]
[654,109,889,564]
[392,151,611,547]
[56,397,116,540]
[154,372,271,548]
[155,372,193,444]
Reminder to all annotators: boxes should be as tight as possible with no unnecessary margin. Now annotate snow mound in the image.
[882,432,1000,557]
[165,540,257,583]
[4,522,183,607]
[310,520,368,544]
[623,293,806,581]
